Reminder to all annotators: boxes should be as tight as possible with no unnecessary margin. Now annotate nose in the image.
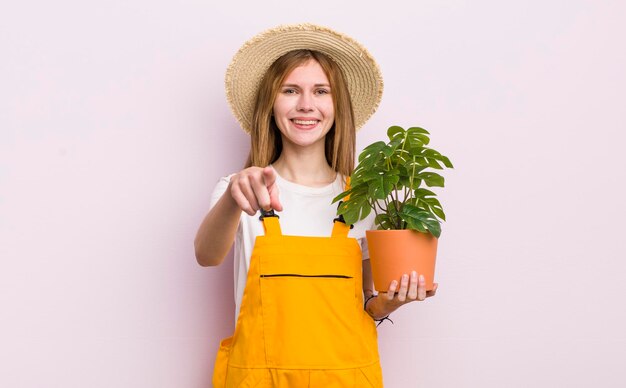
[296,92,314,112]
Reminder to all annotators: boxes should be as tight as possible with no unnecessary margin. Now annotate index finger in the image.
[251,173,272,211]
[263,167,283,211]
[262,167,276,188]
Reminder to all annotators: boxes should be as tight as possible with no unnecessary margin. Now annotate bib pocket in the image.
[259,273,366,368]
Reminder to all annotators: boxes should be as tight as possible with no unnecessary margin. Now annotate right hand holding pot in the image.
[377,271,438,315]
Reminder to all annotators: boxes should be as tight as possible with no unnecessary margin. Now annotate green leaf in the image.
[417,172,445,187]
[337,196,372,224]
[387,125,405,141]
[358,141,386,163]
[440,155,454,168]
[422,218,442,237]
[331,190,351,204]
[430,206,446,221]
[367,174,399,200]
[422,148,453,169]
[400,204,442,237]
[421,148,440,158]
[393,150,411,166]
[407,127,430,135]
[332,182,368,204]
[388,137,403,150]
[418,195,446,221]
[375,213,394,230]
[360,170,384,182]
[359,153,384,170]
[382,144,395,157]
[414,188,436,197]
[398,175,412,189]
[413,156,428,167]
[351,166,386,186]
[404,158,428,172]
[407,127,431,147]
[410,135,430,148]
[405,218,428,233]
[349,170,366,186]
[400,203,432,220]
[398,172,422,190]
[426,158,443,169]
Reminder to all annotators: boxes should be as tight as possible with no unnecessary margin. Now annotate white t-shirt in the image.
[208,165,376,318]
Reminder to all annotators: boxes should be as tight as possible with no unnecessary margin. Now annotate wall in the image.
[1,0,625,386]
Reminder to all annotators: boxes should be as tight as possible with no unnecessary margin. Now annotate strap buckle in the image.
[259,208,279,220]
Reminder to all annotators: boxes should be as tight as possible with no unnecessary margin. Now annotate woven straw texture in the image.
[225,23,384,133]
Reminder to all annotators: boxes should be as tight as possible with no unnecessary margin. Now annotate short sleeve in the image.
[209,175,234,210]
[359,210,376,261]
[360,237,371,261]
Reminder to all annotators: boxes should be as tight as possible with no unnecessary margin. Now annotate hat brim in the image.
[225,23,384,133]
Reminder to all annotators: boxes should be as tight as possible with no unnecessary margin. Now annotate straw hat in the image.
[225,23,384,133]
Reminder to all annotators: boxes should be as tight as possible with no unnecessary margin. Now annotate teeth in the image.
[293,120,317,125]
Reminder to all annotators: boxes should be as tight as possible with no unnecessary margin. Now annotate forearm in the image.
[364,294,396,320]
[194,184,242,266]
[362,259,393,320]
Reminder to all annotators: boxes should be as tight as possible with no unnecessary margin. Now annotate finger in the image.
[397,274,409,302]
[268,184,282,211]
[426,283,438,297]
[263,167,283,211]
[250,173,271,211]
[262,166,276,187]
[385,280,398,301]
[238,176,260,214]
[417,274,427,301]
[230,182,255,215]
[407,271,418,300]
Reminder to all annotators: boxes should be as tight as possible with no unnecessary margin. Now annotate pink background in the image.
[2,1,625,387]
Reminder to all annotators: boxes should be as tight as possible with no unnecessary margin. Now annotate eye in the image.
[315,88,330,95]
[282,88,297,94]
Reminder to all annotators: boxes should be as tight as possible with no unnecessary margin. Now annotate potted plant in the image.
[332,125,453,292]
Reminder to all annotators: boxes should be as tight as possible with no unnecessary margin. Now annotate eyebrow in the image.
[281,83,331,88]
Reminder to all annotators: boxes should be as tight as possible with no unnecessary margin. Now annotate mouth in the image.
[291,119,320,129]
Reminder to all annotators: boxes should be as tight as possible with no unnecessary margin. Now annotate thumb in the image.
[263,167,283,212]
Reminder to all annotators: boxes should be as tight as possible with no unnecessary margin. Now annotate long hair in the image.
[245,50,356,177]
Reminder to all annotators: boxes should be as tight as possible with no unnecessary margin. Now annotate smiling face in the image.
[272,59,335,150]
[247,50,355,175]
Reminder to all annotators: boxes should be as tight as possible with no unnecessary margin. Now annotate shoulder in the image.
[209,173,235,209]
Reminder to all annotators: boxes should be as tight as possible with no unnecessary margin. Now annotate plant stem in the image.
[371,199,380,220]
[373,197,382,212]
[411,155,417,188]
[383,196,390,215]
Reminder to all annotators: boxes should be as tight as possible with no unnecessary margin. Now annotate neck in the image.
[272,142,336,187]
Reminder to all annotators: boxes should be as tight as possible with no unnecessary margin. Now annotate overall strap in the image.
[331,177,352,238]
[331,219,352,238]
[259,176,352,238]
[259,209,282,237]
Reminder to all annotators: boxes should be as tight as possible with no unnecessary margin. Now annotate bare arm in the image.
[194,166,282,266]
[362,258,375,299]
[194,182,242,266]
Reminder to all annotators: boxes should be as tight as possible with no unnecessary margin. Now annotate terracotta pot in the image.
[365,229,438,292]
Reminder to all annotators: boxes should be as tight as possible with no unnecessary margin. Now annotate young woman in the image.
[195,24,437,387]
